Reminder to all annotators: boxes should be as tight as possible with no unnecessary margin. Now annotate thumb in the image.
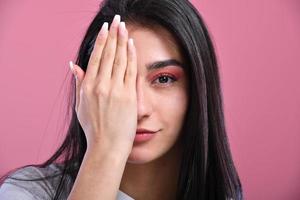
[69,61,85,113]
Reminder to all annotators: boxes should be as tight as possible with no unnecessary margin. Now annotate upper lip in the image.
[136,128,157,133]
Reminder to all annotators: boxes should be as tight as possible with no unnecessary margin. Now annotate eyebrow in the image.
[146,59,183,71]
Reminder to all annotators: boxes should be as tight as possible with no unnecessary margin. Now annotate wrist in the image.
[86,141,132,159]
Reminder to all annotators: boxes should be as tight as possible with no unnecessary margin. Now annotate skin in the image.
[69,15,189,200]
[120,24,189,200]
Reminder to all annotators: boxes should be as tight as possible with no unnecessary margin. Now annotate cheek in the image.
[155,88,188,128]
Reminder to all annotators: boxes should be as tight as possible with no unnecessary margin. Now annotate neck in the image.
[120,140,182,200]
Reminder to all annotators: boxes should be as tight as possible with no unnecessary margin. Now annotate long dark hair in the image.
[1,0,243,199]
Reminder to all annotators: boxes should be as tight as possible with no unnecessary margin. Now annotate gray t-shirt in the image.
[0,164,134,200]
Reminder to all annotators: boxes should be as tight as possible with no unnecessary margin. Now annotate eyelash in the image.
[152,73,177,86]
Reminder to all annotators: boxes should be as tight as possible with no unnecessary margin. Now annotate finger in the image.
[97,14,120,83]
[124,38,137,89]
[69,61,85,113]
[69,61,80,112]
[84,22,108,82]
[111,21,128,86]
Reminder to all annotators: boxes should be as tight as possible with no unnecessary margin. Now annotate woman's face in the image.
[126,24,189,164]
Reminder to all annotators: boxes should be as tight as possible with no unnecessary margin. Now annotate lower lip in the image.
[134,132,156,143]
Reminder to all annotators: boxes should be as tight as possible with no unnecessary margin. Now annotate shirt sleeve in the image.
[0,165,63,200]
[0,182,37,200]
[0,180,135,200]
[117,190,135,200]
[0,164,135,200]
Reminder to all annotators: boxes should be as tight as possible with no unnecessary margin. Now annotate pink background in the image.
[1,0,299,199]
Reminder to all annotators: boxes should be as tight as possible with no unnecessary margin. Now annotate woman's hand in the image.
[69,15,137,155]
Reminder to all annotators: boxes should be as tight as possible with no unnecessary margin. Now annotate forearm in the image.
[67,145,130,200]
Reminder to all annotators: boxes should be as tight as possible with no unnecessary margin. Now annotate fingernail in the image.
[69,61,74,71]
[112,14,121,27]
[69,61,78,80]
[100,22,108,35]
[119,22,126,34]
[129,38,134,46]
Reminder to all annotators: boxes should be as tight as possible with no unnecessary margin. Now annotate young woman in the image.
[0,0,243,199]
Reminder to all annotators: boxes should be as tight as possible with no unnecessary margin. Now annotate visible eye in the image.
[152,73,177,86]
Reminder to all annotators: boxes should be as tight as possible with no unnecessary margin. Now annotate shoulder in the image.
[0,163,134,200]
[0,163,69,200]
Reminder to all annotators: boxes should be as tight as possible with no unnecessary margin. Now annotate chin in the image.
[126,148,155,164]
[126,144,162,164]
[126,141,176,165]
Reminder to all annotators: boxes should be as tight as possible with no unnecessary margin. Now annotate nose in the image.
[136,77,153,122]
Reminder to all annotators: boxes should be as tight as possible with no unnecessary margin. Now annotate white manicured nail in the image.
[69,61,77,80]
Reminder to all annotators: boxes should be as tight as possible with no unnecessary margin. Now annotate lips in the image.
[136,128,157,134]
[136,132,154,134]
